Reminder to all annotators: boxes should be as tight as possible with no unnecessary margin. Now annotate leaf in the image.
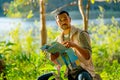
[27,10,34,19]
[98,6,104,12]
[91,0,95,4]
[3,48,13,53]
[106,0,110,2]
[40,64,55,71]
[0,41,6,46]
[6,42,15,46]
[19,0,23,2]
[48,75,55,80]
[0,54,4,59]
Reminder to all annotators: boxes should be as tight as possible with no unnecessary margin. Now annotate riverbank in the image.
[0,17,120,32]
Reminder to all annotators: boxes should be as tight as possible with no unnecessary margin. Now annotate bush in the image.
[0,17,120,80]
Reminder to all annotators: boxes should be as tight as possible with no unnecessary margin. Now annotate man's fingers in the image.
[62,41,68,44]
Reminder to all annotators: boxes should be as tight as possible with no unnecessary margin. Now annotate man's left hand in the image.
[62,41,76,48]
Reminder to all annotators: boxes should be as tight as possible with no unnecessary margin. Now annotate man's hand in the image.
[62,41,76,48]
[50,52,59,61]
[62,41,90,60]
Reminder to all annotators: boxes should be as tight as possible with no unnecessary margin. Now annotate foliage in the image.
[0,25,53,79]
[89,17,120,80]
[1,0,120,18]
[0,18,120,79]
[3,0,39,18]
[47,27,60,43]
[1,4,120,79]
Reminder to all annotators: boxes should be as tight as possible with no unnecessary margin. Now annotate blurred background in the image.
[0,0,120,80]
[0,0,120,38]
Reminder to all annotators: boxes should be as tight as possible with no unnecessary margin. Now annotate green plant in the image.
[0,17,120,80]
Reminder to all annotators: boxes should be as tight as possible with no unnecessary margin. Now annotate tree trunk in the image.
[78,0,90,31]
[40,0,47,46]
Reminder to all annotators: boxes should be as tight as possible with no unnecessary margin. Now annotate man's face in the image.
[56,13,71,30]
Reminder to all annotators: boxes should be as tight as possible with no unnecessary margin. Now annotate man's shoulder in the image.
[71,25,83,35]
[73,27,88,36]
[72,25,89,34]
[74,27,90,40]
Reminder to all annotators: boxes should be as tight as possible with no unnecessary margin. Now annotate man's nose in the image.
[61,20,66,24]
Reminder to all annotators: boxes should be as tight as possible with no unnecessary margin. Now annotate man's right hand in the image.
[50,52,59,61]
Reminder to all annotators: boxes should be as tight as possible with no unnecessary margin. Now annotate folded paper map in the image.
[41,42,80,68]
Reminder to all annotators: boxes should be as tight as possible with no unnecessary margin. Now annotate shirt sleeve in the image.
[78,31,92,54]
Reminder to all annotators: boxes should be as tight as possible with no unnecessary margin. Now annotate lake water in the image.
[0,17,120,36]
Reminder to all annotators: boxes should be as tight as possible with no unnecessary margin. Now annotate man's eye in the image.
[64,19,67,21]
[59,19,67,22]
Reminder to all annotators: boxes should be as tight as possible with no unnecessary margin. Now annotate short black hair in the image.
[55,10,70,18]
[57,10,69,16]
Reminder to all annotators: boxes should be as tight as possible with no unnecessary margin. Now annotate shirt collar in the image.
[70,25,79,38]
[59,25,81,41]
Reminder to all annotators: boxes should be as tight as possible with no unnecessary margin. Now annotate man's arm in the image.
[63,41,90,60]
[62,31,91,60]
[72,43,90,60]
[77,31,92,60]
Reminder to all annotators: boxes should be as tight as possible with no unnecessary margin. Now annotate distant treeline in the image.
[0,0,13,16]
[46,0,120,12]
[0,0,120,17]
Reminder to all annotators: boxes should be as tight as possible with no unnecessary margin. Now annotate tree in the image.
[78,0,90,31]
[40,0,47,46]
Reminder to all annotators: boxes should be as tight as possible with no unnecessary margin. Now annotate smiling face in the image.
[56,13,71,30]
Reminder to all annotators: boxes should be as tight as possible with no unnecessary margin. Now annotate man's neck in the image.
[63,27,71,35]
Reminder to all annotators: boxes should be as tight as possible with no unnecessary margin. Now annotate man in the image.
[38,10,95,80]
